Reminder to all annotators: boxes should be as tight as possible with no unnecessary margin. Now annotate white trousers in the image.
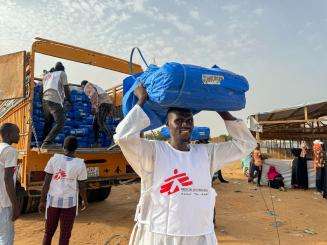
[129,223,217,245]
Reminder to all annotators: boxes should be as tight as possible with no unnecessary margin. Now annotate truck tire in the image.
[87,189,98,203]
[96,187,111,202]
[87,187,112,203]
[16,186,28,214]
[17,194,28,214]
[25,195,40,213]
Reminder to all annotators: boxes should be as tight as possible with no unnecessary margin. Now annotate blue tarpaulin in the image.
[123,62,249,130]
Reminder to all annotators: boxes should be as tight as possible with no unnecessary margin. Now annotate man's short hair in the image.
[81,80,88,87]
[55,62,65,72]
[167,107,192,116]
[0,123,18,137]
[63,136,78,152]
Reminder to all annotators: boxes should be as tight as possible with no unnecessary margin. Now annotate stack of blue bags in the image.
[31,84,116,148]
[31,84,45,147]
[123,62,249,130]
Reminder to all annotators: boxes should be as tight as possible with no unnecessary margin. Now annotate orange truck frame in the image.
[0,37,143,213]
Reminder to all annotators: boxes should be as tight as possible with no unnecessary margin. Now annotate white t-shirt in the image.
[114,105,257,245]
[44,154,87,208]
[0,143,18,208]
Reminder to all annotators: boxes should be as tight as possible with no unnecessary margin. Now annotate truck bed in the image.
[31,145,121,154]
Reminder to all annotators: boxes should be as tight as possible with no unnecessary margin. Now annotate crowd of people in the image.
[246,139,327,198]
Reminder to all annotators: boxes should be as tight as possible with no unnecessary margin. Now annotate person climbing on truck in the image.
[42,62,72,149]
[81,80,114,147]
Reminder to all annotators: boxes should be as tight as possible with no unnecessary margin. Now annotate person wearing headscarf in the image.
[291,141,308,189]
[267,166,285,191]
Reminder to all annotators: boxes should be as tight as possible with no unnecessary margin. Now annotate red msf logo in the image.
[53,169,67,180]
[160,169,193,195]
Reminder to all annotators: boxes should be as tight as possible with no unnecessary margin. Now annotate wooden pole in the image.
[304,106,308,121]
[255,114,260,142]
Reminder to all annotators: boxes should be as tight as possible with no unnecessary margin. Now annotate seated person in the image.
[267,166,285,191]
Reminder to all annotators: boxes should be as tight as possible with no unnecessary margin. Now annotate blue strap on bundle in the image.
[123,62,249,131]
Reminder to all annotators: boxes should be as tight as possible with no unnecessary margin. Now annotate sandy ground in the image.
[14,162,327,245]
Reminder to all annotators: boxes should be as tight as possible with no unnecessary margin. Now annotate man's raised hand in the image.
[134,84,148,107]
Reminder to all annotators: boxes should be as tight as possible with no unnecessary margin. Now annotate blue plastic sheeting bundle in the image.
[160,126,210,141]
[123,63,249,130]
[31,84,116,148]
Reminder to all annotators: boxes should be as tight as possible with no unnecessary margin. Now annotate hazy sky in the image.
[1,0,326,136]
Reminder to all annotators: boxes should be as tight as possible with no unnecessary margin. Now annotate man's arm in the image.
[39,173,52,213]
[218,111,237,121]
[78,163,88,211]
[61,72,72,104]
[4,167,19,221]
[114,85,155,177]
[64,85,71,103]
[78,181,88,211]
[206,112,257,175]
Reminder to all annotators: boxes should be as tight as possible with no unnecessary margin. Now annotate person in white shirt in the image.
[39,136,88,245]
[81,80,114,146]
[0,123,20,245]
[42,62,72,149]
[114,85,257,245]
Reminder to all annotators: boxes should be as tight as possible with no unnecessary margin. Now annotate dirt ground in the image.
[15,162,327,245]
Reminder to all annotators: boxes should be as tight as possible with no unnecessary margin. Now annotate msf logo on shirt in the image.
[53,169,67,181]
[160,169,193,195]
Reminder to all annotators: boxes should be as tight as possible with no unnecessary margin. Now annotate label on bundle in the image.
[202,74,224,85]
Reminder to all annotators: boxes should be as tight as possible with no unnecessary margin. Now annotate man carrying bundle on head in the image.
[81,80,114,147]
[114,84,256,245]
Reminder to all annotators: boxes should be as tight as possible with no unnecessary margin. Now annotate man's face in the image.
[167,111,194,143]
[11,126,20,144]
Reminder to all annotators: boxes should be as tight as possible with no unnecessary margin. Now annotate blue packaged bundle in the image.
[160,126,210,141]
[34,84,43,93]
[71,94,84,103]
[65,118,76,128]
[76,136,90,148]
[33,108,44,117]
[85,115,94,125]
[123,72,143,95]
[62,126,71,135]
[78,141,90,148]
[123,63,249,130]
[54,133,65,143]
[70,128,89,137]
[33,101,43,109]
[71,90,89,103]
[97,132,111,147]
